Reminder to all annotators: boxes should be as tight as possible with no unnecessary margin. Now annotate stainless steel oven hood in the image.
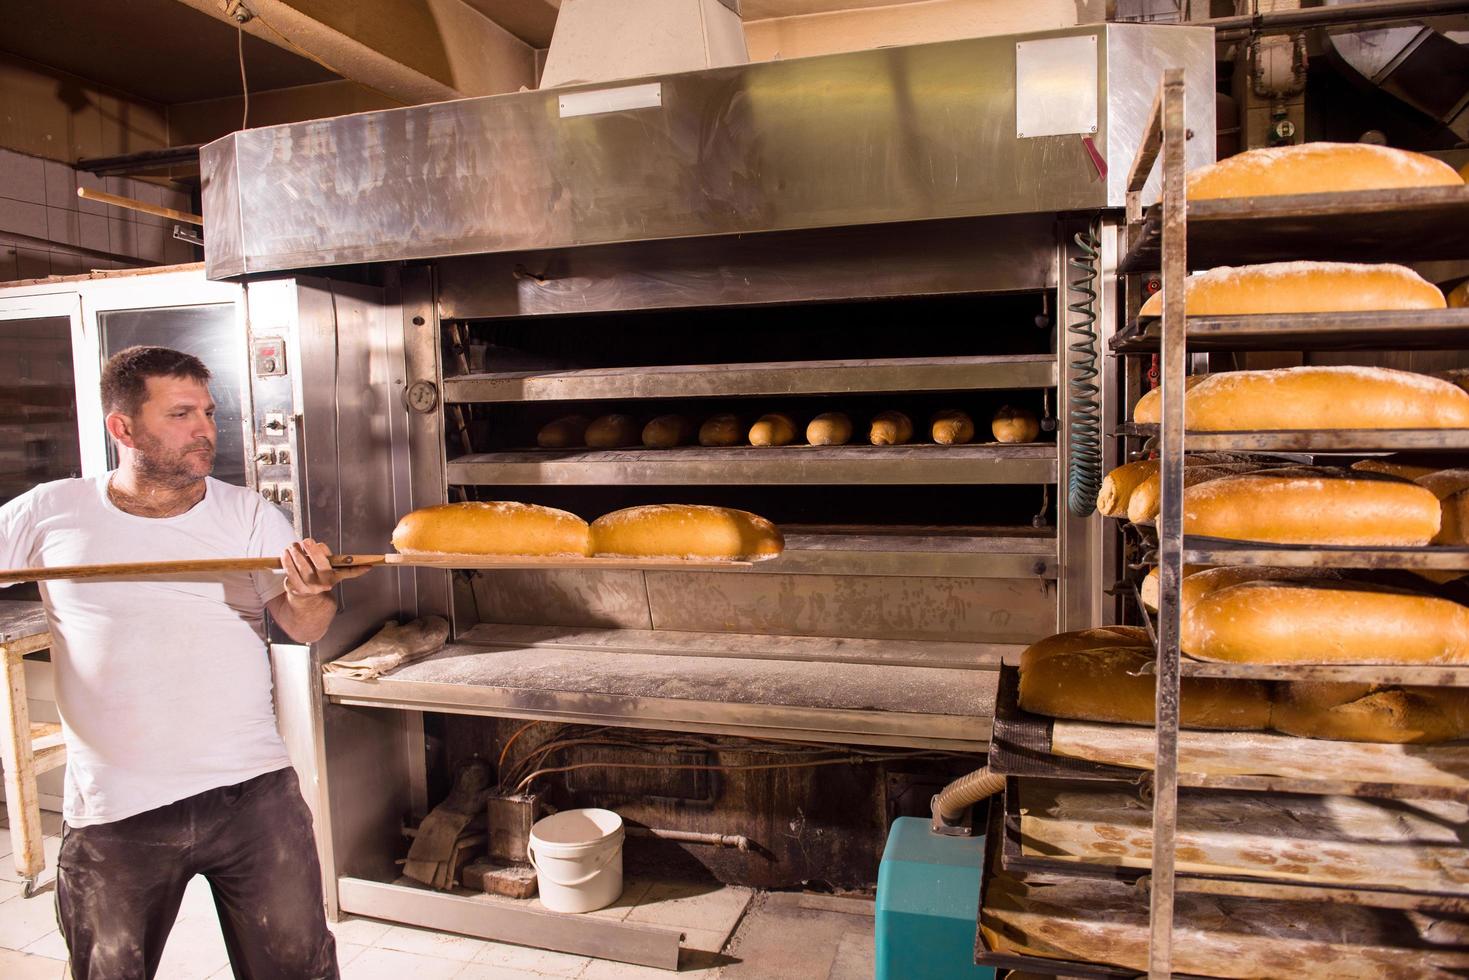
[200,23,1214,280]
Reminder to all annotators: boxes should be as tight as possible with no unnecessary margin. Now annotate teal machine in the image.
[875,814,995,980]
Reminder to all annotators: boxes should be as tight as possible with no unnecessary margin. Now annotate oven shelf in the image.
[1110,309,1469,354]
[1119,422,1469,453]
[323,635,997,751]
[1180,536,1469,572]
[1119,185,1469,273]
[447,444,1057,486]
[761,525,1057,578]
[443,353,1058,403]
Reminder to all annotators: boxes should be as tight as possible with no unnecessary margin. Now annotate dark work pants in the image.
[56,767,339,980]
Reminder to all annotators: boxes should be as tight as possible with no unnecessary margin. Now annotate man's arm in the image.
[265,538,372,644]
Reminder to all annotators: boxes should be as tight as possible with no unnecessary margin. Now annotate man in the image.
[0,346,370,979]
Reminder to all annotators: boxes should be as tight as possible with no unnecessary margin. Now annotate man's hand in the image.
[267,538,373,643]
[281,538,372,598]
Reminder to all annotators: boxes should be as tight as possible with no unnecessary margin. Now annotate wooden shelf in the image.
[443,354,1057,403]
[1120,422,1469,453]
[1120,185,1469,273]
[1111,309,1469,354]
[1180,536,1469,572]
[447,443,1057,486]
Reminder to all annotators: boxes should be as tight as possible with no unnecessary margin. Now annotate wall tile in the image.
[164,234,200,266]
[15,248,51,280]
[43,160,76,211]
[79,212,109,252]
[46,207,79,246]
[0,197,48,238]
[108,216,137,257]
[135,222,167,262]
[0,148,47,204]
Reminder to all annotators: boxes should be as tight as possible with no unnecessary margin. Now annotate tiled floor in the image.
[0,816,874,978]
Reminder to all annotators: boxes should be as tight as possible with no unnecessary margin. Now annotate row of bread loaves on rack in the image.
[1018,625,1469,744]
[536,406,1041,449]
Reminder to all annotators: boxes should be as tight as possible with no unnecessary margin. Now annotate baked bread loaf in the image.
[1416,469,1469,546]
[1181,580,1469,664]
[537,415,589,449]
[1139,564,1338,611]
[869,410,913,446]
[1450,281,1468,309]
[991,405,1039,443]
[1183,471,1441,545]
[1098,454,1265,517]
[806,412,853,446]
[1352,458,1443,480]
[1132,366,1469,431]
[930,409,975,445]
[1272,681,1469,744]
[641,414,695,449]
[1126,463,1266,524]
[699,414,744,447]
[1132,375,1208,425]
[585,414,640,448]
[1185,142,1463,201]
[590,504,783,560]
[392,501,591,557]
[1138,262,1444,318]
[1019,634,1272,730]
[1098,459,1157,517]
[749,413,797,447]
[1020,626,1150,660]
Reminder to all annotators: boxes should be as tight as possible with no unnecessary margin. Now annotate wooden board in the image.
[1050,722,1469,794]
[1014,782,1469,897]
[981,862,1469,978]
[0,552,762,584]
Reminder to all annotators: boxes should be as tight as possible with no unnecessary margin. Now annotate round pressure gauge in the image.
[405,380,439,413]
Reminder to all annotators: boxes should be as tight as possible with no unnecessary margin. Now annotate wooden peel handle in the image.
[0,554,386,585]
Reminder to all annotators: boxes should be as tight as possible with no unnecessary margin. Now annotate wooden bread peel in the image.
[0,553,761,584]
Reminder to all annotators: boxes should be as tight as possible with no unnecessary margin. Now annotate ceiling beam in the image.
[170,0,536,104]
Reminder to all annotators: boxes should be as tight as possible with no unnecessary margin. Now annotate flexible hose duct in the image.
[1066,220,1104,517]
[931,766,1006,827]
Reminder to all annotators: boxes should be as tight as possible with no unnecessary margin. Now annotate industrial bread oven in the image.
[193,22,1215,965]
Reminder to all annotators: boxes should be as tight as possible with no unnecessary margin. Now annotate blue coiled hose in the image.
[1066,220,1104,517]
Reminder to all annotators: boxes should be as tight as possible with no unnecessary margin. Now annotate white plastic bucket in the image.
[527,808,625,913]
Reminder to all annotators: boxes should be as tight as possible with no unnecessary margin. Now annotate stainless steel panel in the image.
[456,623,1013,670]
[447,445,1058,486]
[400,267,453,623]
[468,570,654,630]
[444,354,1058,403]
[202,25,1214,279]
[336,878,683,970]
[1105,26,1217,207]
[434,215,1059,320]
[644,572,1055,642]
[323,646,993,750]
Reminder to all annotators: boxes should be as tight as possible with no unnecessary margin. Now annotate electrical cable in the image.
[514,752,954,794]
[237,23,250,130]
[1066,217,1105,516]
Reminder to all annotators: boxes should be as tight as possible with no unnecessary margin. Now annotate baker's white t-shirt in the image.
[0,475,296,826]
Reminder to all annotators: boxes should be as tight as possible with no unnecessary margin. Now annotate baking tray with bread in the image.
[994,656,1469,803]
[997,777,1469,906]
[1119,142,1469,274]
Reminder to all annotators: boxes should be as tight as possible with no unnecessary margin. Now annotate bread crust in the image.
[1186,142,1463,201]
[1183,472,1441,545]
[392,501,591,557]
[590,504,783,560]
[1139,261,1444,317]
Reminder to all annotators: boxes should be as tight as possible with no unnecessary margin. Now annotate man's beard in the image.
[131,431,215,488]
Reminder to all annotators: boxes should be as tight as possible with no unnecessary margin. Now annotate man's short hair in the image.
[101,346,212,415]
